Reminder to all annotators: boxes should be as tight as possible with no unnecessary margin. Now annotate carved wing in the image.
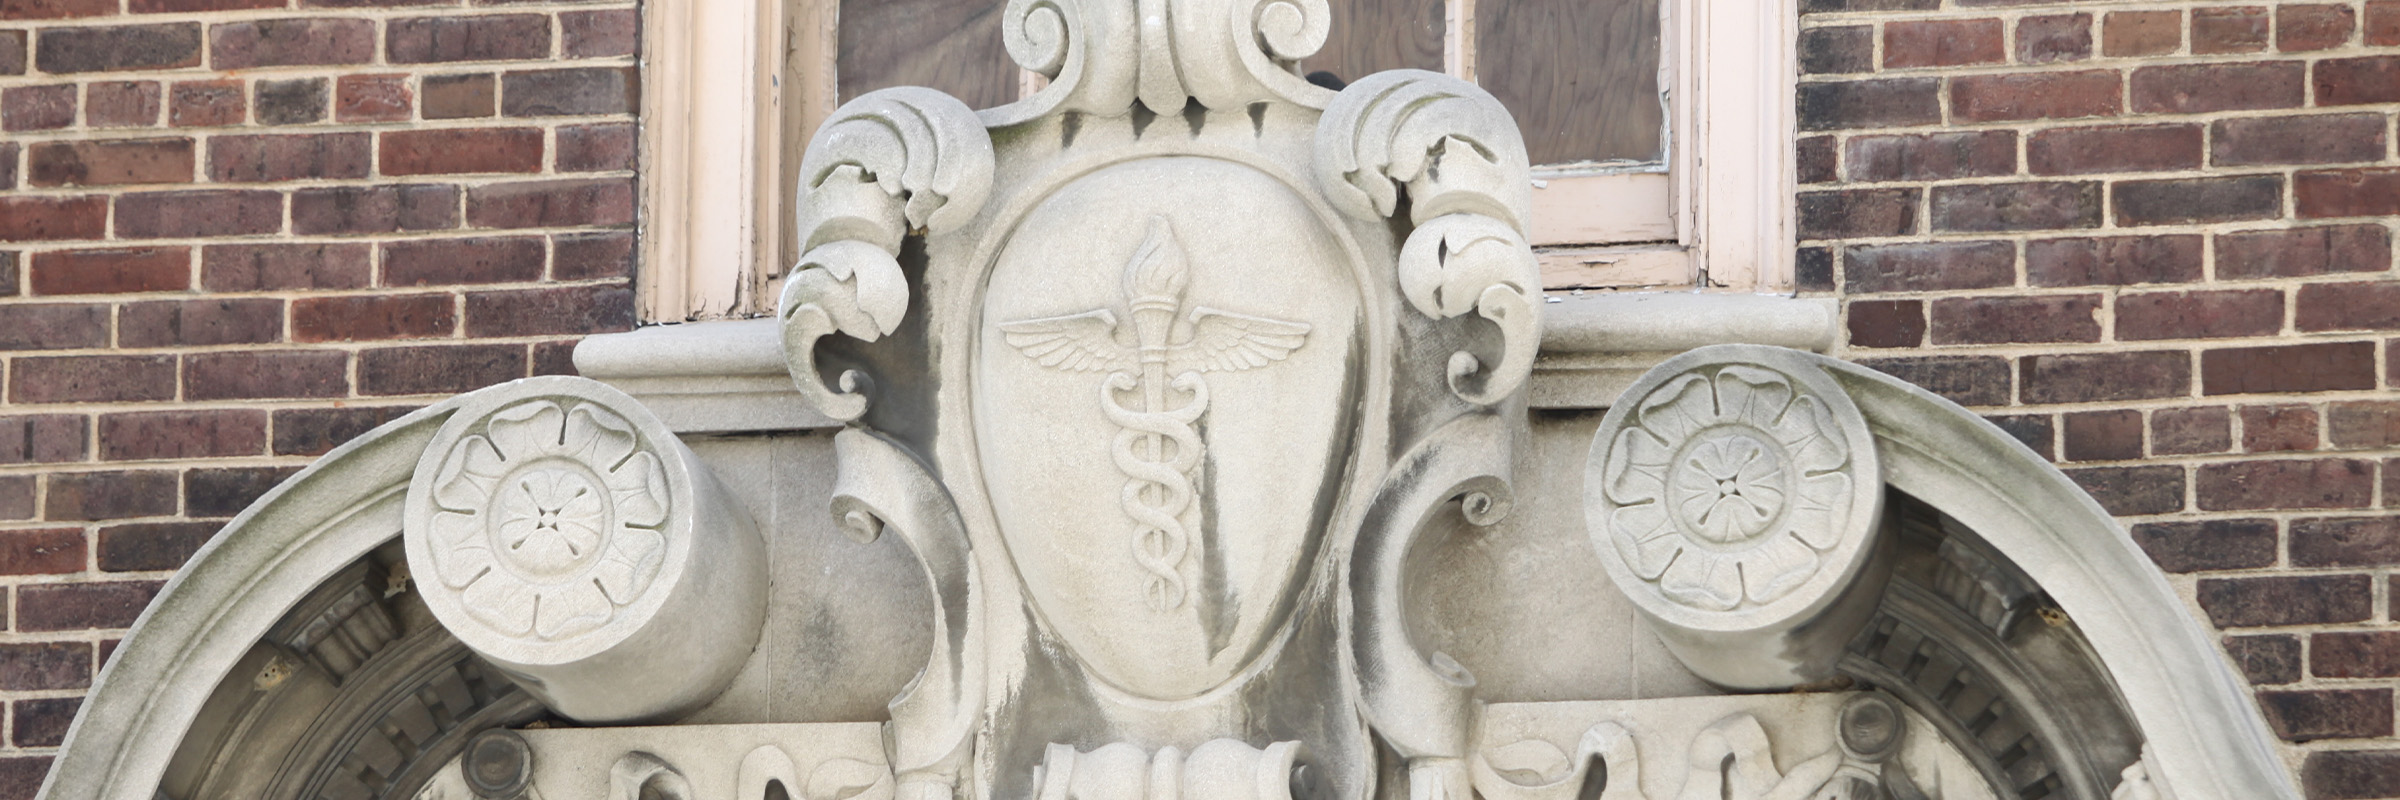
[1172,308,1312,373]
[998,310,1135,372]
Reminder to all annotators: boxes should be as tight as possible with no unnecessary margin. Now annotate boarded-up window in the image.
[1305,0,1447,86]
[1478,0,1665,168]
[837,0,1019,109]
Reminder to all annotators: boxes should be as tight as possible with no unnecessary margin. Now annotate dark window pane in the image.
[1478,0,1664,167]
[1305,0,1445,88]
[837,0,1017,109]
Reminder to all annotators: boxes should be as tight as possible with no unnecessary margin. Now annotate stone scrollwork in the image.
[1585,346,1887,690]
[404,377,768,724]
[782,87,996,422]
[1315,71,1539,407]
[990,0,1335,125]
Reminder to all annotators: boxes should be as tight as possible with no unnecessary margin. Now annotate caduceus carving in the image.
[1000,217,1312,612]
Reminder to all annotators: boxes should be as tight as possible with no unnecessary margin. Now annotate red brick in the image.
[118,297,284,347]
[358,343,525,395]
[1930,181,2101,232]
[2103,10,2180,57]
[561,8,636,58]
[501,66,638,117]
[2281,5,2357,51]
[86,80,161,127]
[553,231,633,280]
[2131,518,2277,572]
[0,644,89,691]
[168,79,243,127]
[202,243,371,291]
[2313,631,2400,678]
[2243,404,2319,453]
[19,580,163,630]
[44,470,177,521]
[208,132,371,183]
[335,74,411,122]
[2026,124,2199,175]
[2026,235,2201,286]
[558,122,635,172]
[2307,750,2400,800]
[1842,131,2013,182]
[0,414,87,464]
[0,0,113,18]
[380,127,543,175]
[209,18,375,69]
[2297,282,2400,333]
[28,246,189,295]
[464,284,633,337]
[1951,70,2120,122]
[2063,465,2184,515]
[2022,351,2189,404]
[1798,188,1918,239]
[2387,458,2400,509]
[382,236,544,286]
[293,293,457,341]
[184,350,349,400]
[2062,409,2141,461]
[2131,62,2305,113]
[131,0,278,9]
[467,177,635,228]
[293,184,461,235]
[0,196,106,242]
[2329,401,2400,449]
[532,339,577,376]
[388,14,550,63]
[0,303,106,350]
[1985,413,2054,458]
[1801,26,1872,76]
[0,526,82,576]
[1846,299,1922,348]
[99,409,266,461]
[2192,6,2271,54]
[2298,168,2400,219]
[13,696,80,747]
[2113,175,2282,226]
[2116,289,2282,341]
[2373,0,2400,45]
[0,30,18,76]
[1929,294,2100,344]
[2213,114,2388,167]
[186,465,296,516]
[97,520,220,571]
[35,23,202,73]
[2204,342,2377,395]
[2293,517,2400,567]
[271,405,418,456]
[28,139,194,188]
[2016,14,2090,64]
[114,189,283,239]
[0,476,33,520]
[2315,56,2400,105]
[256,79,324,130]
[2217,225,2391,280]
[0,142,14,189]
[1797,78,1942,131]
[1,83,72,130]
[2153,406,2232,455]
[1796,135,1836,184]
[10,355,176,403]
[420,73,495,119]
[2261,689,2392,741]
[2199,458,2377,510]
[1858,356,2013,406]
[1843,241,2014,293]
[2227,634,2302,684]
[2200,574,2373,627]
[1883,19,2003,68]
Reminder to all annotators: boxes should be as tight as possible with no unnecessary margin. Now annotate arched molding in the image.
[1819,356,2294,800]
[38,402,460,800]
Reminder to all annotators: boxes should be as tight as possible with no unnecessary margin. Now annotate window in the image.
[638,0,1795,322]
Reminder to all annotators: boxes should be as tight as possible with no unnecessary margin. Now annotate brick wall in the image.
[1798,1,2400,797]
[0,0,637,791]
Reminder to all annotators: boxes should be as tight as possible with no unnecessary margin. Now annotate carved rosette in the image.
[404,377,767,723]
[1585,346,1887,690]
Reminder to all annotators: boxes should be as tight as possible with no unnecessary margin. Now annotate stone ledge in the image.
[575,294,1839,433]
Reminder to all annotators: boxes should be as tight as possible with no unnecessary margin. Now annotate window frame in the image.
[636,0,1797,322]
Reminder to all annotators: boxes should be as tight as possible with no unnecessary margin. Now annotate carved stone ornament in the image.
[402,377,767,723]
[1586,345,1887,690]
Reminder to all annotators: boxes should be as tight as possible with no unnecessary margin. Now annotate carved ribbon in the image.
[989,0,1336,125]
[1351,413,1516,800]
[1314,71,1540,407]
[782,88,995,422]
[830,429,984,800]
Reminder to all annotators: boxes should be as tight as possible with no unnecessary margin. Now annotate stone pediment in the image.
[37,4,2296,800]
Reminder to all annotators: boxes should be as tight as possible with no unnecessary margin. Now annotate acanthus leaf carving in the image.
[988,0,1335,127]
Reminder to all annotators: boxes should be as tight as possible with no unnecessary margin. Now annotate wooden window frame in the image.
[637,0,1796,322]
